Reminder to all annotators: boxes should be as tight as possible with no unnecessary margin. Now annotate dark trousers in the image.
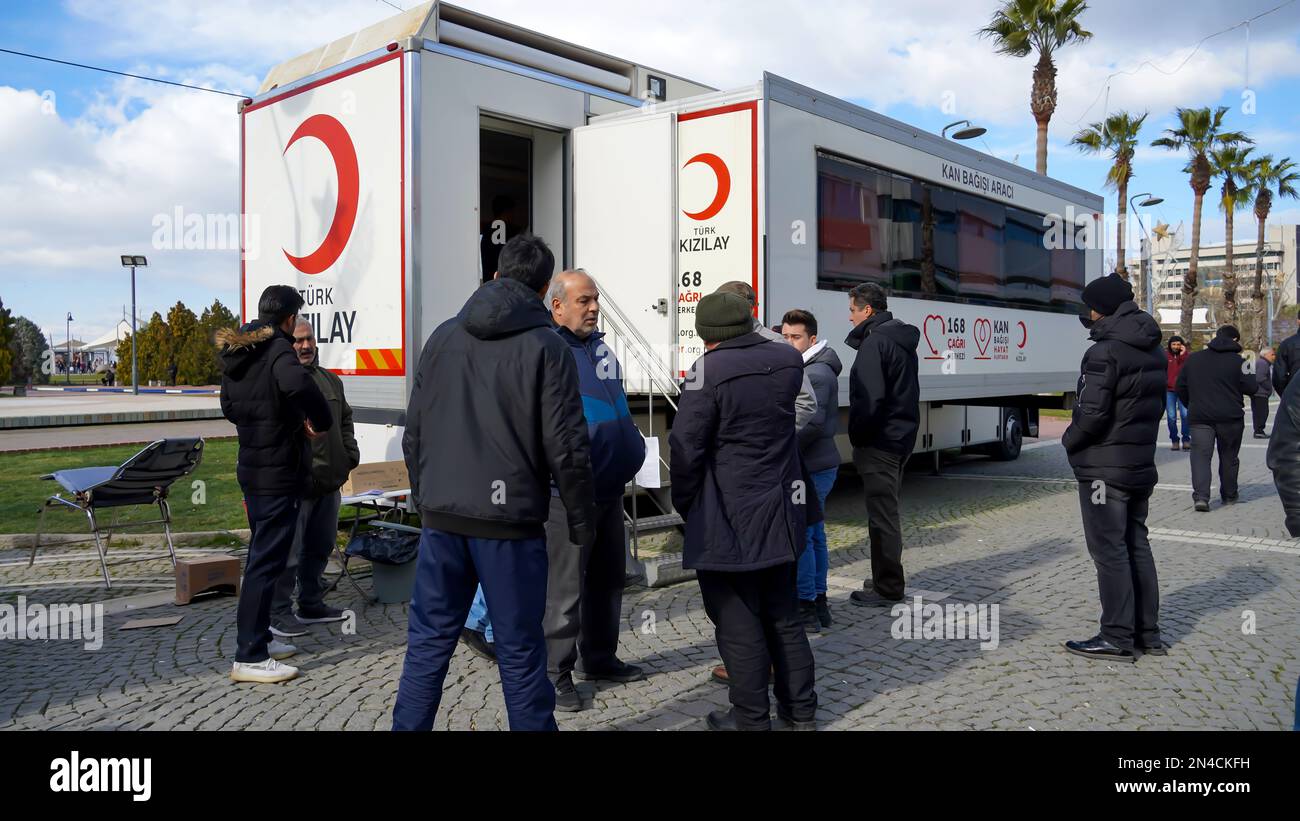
[853,446,906,600]
[1251,395,1271,435]
[1076,483,1160,650]
[543,496,625,680]
[697,563,818,730]
[236,493,301,663]
[1189,421,1244,502]
[1272,467,1300,537]
[392,528,555,732]
[271,491,341,616]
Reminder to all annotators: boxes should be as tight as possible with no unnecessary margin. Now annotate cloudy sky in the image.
[2,0,1299,344]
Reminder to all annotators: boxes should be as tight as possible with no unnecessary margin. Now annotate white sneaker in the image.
[268,639,298,660]
[230,658,298,684]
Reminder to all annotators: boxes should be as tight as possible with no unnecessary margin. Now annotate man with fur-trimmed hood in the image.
[217,284,333,685]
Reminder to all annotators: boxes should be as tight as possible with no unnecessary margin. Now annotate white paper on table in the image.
[634,436,661,488]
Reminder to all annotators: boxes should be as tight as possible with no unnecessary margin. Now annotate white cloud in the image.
[5,0,1299,336]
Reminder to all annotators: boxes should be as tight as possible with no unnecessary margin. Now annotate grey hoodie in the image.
[798,342,844,473]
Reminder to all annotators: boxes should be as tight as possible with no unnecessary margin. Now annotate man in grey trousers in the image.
[269,319,360,641]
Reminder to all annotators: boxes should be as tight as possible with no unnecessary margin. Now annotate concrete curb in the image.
[0,408,227,430]
[0,529,250,549]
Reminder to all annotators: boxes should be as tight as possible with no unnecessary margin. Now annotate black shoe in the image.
[706,709,740,731]
[459,628,497,662]
[774,709,817,731]
[815,593,833,628]
[554,673,585,712]
[1254,432,1269,439]
[1194,500,1210,512]
[1221,495,1239,505]
[798,599,821,633]
[296,603,346,623]
[1137,642,1168,656]
[850,590,904,608]
[270,616,308,638]
[574,659,645,683]
[705,708,769,731]
[1064,635,1136,663]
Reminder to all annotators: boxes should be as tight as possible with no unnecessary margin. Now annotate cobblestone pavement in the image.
[2,432,1296,731]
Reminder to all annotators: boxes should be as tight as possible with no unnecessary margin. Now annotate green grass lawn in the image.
[0,439,404,537]
[0,439,246,534]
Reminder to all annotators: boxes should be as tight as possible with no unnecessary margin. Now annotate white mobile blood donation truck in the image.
[241,1,1102,480]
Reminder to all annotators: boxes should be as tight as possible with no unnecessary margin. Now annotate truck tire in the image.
[989,413,1022,461]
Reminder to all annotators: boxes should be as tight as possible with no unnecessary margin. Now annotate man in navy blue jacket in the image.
[671,292,818,731]
[542,270,647,711]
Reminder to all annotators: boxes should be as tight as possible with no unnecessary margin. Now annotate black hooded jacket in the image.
[1175,334,1256,424]
[844,310,921,457]
[1062,301,1166,489]
[217,320,333,496]
[1272,331,1300,395]
[402,277,596,545]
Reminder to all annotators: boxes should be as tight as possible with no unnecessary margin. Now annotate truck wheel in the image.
[989,413,1022,461]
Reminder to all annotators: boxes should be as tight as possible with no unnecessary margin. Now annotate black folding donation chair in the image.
[30,438,205,589]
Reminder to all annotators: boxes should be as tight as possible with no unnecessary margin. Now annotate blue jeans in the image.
[797,468,838,601]
[393,528,555,732]
[466,585,493,643]
[1166,391,1190,444]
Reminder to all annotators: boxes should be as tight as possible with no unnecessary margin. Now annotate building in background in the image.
[1128,224,1299,344]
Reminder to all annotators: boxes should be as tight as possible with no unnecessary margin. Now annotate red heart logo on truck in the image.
[922,314,944,356]
[974,318,992,356]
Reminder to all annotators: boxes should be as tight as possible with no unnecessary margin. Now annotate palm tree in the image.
[1070,111,1147,280]
[1208,144,1255,324]
[1243,155,1299,346]
[978,0,1092,176]
[1151,106,1251,339]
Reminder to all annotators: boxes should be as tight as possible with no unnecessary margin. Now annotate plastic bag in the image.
[345,529,419,565]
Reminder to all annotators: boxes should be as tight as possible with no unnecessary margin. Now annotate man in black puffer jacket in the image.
[394,234,596,733]
[218,285,333,684]
[1270,329,1300,395]
[1266,373,1300,536]
[843,283,920,608]
[1061,274,1166,664]
[1176,325,1256,511]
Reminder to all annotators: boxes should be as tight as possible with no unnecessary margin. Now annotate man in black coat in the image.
[394,234,596,732]
[1176,325,1256,511]
[1251,347,1276,438]
[1271,330,1300,395]
[842,283,920,608]
[671,292,818,731]
[217,285,334,684]
[1061,274,1166,663]
[1266,372,1300,536]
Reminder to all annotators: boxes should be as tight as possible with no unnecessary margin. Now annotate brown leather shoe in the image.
[710,664,774,685]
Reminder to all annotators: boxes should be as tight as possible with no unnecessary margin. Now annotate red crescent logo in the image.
[282,114,359,275]
[682,153,731,221]
[1017,320,1028,349]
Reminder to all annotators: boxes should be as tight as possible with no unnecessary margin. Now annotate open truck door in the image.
[573,112,678,393]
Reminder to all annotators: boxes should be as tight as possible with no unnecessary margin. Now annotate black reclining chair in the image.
[30,438,205,589]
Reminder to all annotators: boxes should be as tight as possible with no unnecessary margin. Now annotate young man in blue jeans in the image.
[1165,335,1191,451]
[782,310,843,631]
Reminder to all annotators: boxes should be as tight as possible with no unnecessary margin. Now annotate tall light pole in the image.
[65,312,73,385]
[1130,193,1164,314]
[120,255,147,395]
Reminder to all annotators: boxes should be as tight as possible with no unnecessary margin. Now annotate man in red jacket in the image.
[1165,335,1190,451]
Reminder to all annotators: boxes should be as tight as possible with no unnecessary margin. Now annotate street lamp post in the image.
[1129,193,1164,314]
[119,255,147,395]
[65,312,73,385]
